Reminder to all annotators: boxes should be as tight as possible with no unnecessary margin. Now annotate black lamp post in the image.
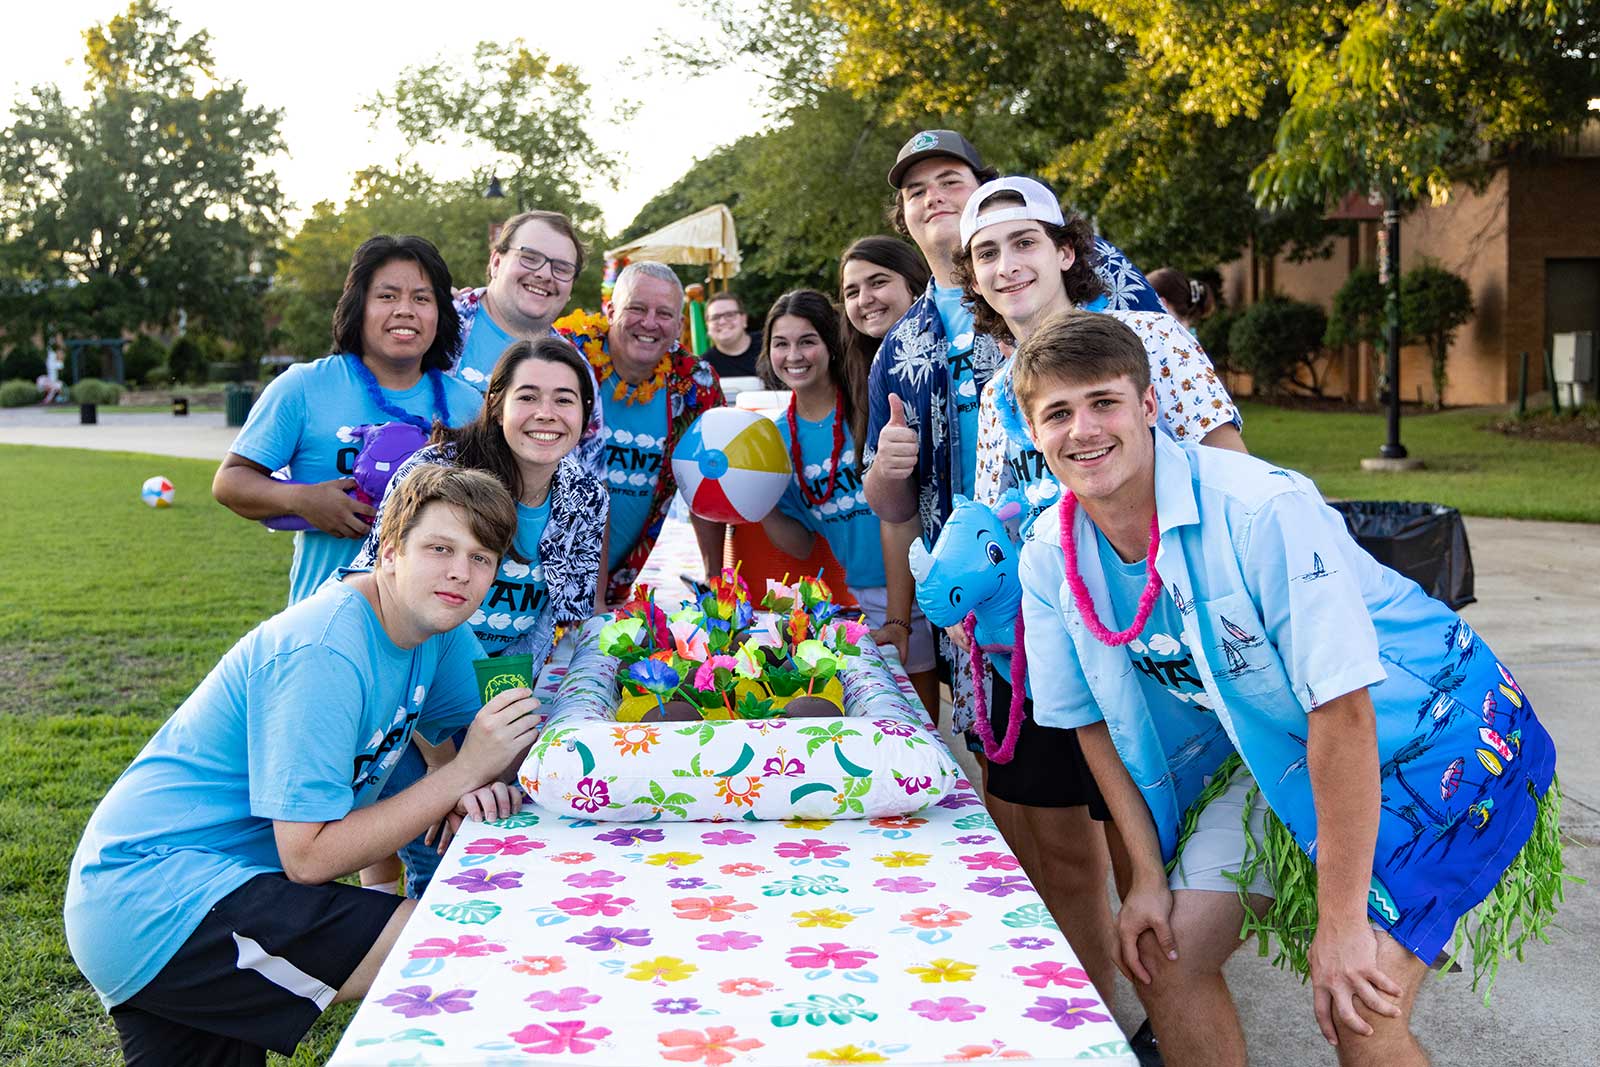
[485,174,505,200]
[1379,188,1407,459]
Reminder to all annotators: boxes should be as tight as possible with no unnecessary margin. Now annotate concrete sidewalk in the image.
[6,409,1597,1060]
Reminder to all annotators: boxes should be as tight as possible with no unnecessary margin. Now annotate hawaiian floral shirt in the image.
[556,311,725,606]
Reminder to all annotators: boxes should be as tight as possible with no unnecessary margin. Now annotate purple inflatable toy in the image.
[262,422,430,532]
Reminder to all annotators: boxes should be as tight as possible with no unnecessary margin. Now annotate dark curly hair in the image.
[331,235,461,373]
[949,190,1104,346]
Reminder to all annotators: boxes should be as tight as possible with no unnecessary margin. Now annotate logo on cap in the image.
[909,131,940,152]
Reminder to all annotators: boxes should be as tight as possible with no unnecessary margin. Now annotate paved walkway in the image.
[6,408,1596,1060]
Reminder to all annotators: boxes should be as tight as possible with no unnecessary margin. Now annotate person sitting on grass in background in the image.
[449,210,606,476]
[66,465,545,1067]
[754,290,938,709]
[351,336,609,896]
[213,235,483,604]
[1015,310,1561,1067]
[837,236,941,719]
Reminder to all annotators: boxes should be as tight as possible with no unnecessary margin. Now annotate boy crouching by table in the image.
[66,466,544,1066]
[1013,310,1562,1067]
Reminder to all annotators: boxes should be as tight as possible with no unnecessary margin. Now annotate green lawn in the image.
[0,413,1593,1063]
[0,445,356,1065]
[1237,402,1600,523]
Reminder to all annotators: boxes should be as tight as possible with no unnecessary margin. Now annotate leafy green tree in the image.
[122,334,167,385]
[0,1,284,343]
[1229,297,1330,397]
[1400,263,1474,409]
[166,336,204,384]
[1325,267,1384,394]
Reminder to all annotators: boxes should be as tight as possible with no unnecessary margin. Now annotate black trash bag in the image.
[1330,501,1476,610]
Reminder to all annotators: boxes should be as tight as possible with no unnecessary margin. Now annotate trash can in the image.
[172,396,189,416]
[223,383,255,427]
[1330,501,1476,609]
[79,403,97,425]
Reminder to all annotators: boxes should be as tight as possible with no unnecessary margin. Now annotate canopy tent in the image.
[604,203,741,282]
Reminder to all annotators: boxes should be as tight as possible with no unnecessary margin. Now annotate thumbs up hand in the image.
[874,394,919,481]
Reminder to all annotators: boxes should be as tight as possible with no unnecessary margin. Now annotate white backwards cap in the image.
[958,176,1066,249]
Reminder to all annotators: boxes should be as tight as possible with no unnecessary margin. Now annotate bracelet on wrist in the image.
[881,617,911,633]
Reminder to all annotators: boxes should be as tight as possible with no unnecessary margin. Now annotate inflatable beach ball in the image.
[140,476,175,508]
[672,407,792,524]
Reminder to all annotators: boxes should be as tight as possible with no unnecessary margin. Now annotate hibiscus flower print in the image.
[565,868,625,889]
[945,1040,1033,1061]
[769,838,842,863]
[869,816,927,831]
[873,850,931,868]
[550,851,597,865]
[905,958,977,983]
[806,1045,888,1064]
[792,907,856,929]
[465,834,543,856]
[901,905,972,930]
[785,942,877,970]
[872,718,917,737]
[568,776,611,814]
[672,895,756,922]
[702,828,757,846]
[966,876,1034,897]
[653,996,702,1015]
[1012,961,1092,988]
[612,723,659,755]
[957,851,1020,872]
[762,753,805,776]
[442,869,522,894]
[566,925,653,952]
[1005,936,1055,951]
[553,892,635,917]
[409,934,504,959]
[895,774,932,794]
[646,851,704,869]
[783,817,832,831]
[909,996,984,1022]
[509,1019,612,1055]
[658,1025,765,1066]
[594,826,664,847]
[719,861,767,877]
[953,834,995,846]
[378,985,475,1018]
[717,976,775,997]
[1022,995,1111,1030]
[625,955,699,984]
[873,876,935,894]
[667,876,707,889]
[697,930,763,952]
[510,954,566,976]
[524,986,601,1012]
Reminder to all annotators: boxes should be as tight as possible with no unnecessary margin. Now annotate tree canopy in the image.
[0,1,284,353]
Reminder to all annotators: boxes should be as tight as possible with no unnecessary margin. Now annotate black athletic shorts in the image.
[110,872,404,1066]
[974,671,1111,820]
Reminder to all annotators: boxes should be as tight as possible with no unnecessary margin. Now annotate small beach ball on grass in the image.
[672,408,792,524]
[140,476,175,508]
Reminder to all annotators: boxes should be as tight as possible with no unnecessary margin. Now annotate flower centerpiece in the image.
[601,570,870,722]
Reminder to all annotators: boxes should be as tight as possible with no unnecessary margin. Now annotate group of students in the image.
[64,128,1560,1067]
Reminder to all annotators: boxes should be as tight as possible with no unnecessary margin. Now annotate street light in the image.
[485,174,505,200]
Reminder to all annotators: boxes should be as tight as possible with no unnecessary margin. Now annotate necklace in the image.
[592,347,670,406]
[1059,493,1162,646]
[964,611,1025,764]
[786,390,846,508]
[348,355,448,431]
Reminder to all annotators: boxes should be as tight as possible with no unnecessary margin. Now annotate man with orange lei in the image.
[556,262,725,605]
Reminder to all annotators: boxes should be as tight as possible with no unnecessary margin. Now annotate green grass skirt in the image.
[1169,754,1575,998]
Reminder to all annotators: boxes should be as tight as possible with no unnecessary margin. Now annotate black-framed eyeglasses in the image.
[511,246,578,282]
[707,311,744,324]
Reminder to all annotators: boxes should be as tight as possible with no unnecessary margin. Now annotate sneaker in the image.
[1130,1018,1164,1067]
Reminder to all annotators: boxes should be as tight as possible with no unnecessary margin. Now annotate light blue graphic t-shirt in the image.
[64,577,483,1008]
[775,409,885,588]
[229,355,484,603]
[600,376,669,571]
[472,497,551,654]
[452,306,517,392]
[932,285,980,498]
[1096,529,1234,813]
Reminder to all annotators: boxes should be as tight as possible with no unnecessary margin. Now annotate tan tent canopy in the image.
[604,204,741,282]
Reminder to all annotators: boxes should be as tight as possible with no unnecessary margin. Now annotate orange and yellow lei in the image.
[554,308,670,406]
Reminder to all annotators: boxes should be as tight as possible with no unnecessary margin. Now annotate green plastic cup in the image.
[474,654,535,703]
